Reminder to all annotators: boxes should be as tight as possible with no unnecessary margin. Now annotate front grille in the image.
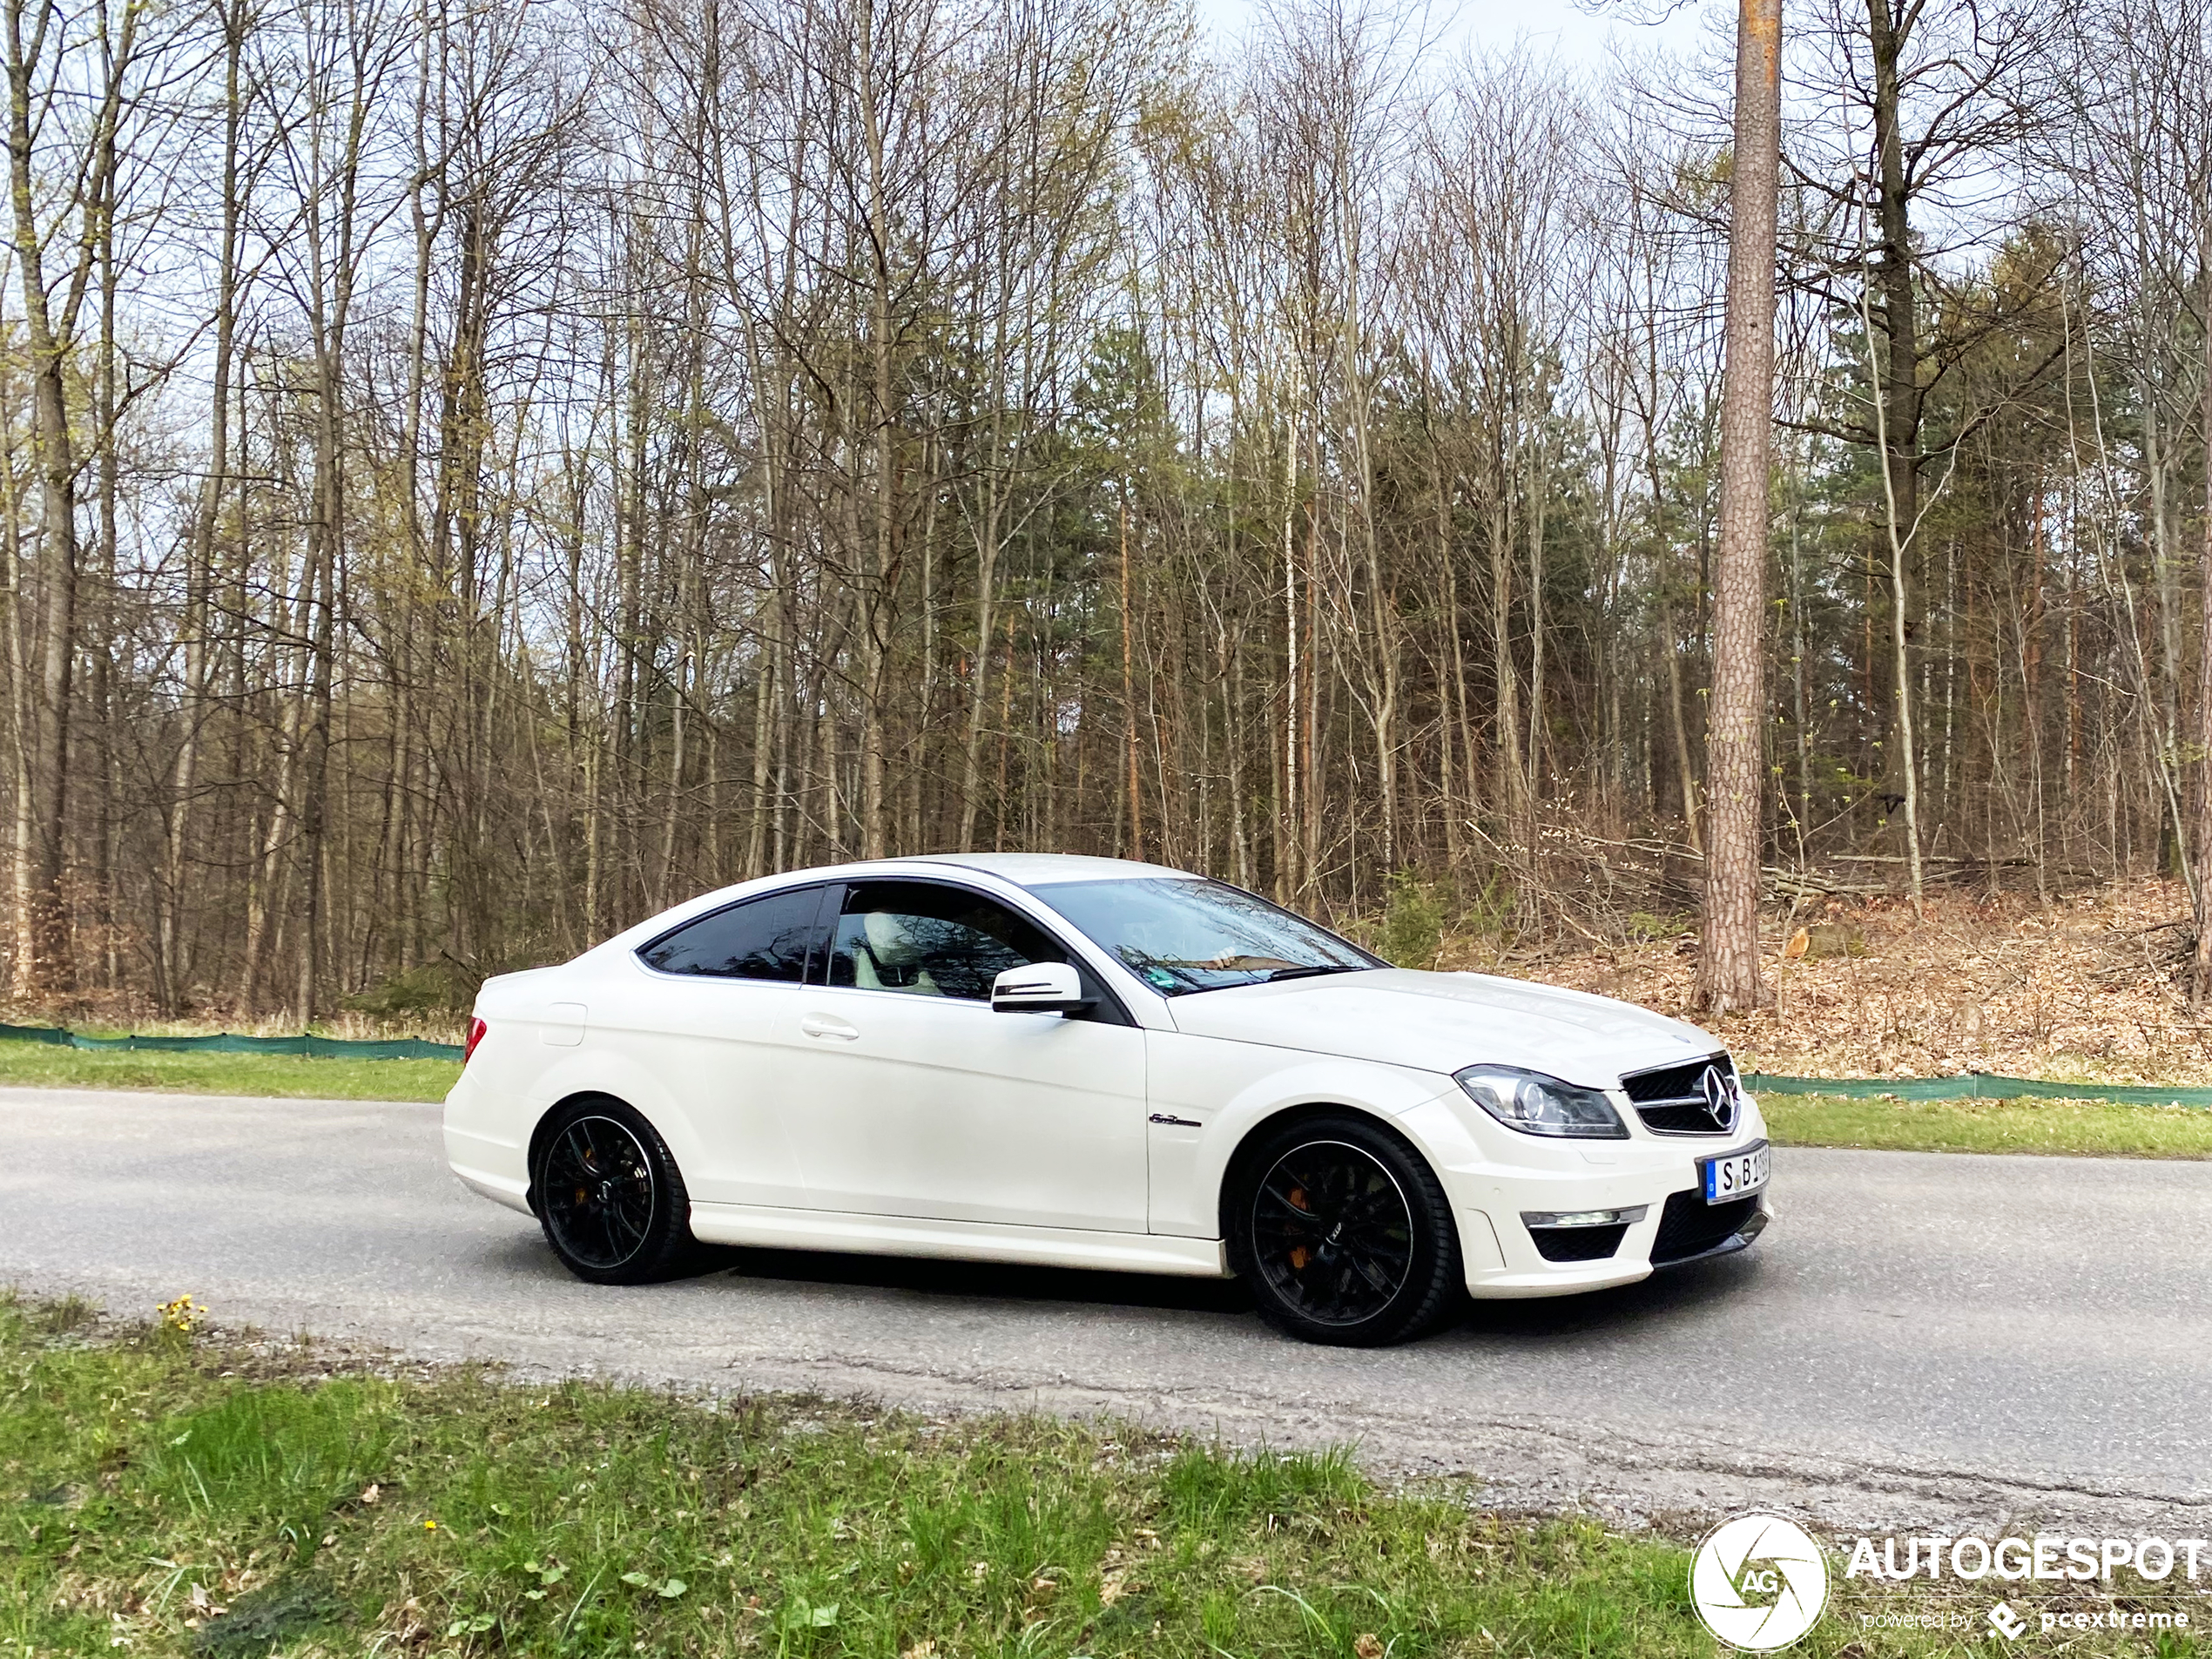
[1621,1053,1735,1103]
[1650,1189,1759,1264]
[1638,1102,1728,1134]
[1622,1053,1737,1135]
[1528,1223,1628,1263]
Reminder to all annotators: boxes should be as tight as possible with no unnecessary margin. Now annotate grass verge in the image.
[0,1042,458,1101]
[6,1040,2211,1161]
[1760,1092,2212,1158]
[2,1293,2202,1658]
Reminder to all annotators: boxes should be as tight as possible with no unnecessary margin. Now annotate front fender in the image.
[1142,1030,1457,1238]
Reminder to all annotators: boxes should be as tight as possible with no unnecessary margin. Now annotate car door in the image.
[779,879,1150,1233]
[599,882,827,1207]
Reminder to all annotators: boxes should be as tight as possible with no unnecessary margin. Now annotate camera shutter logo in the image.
[1689,1514,1829,1650]
[1701,1065,1740,1132]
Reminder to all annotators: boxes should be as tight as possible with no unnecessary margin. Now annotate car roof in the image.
[900,852,1200,888]
[582,853,1211,962]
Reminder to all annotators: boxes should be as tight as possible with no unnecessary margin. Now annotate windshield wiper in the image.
[1159,961,1370,996]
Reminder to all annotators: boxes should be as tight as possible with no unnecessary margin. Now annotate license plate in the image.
[1700,1141,1770,1204]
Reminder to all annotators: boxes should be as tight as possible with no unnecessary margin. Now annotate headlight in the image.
[1454,1063,1629,1139]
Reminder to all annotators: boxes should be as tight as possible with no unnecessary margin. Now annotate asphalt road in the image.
[4,1085,2209,1534]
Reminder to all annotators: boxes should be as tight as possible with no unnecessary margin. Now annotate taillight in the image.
[463,1017,488,1065]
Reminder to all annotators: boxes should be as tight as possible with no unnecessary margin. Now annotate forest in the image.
[2,0,2208,1019]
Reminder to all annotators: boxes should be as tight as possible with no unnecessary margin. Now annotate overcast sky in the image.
[1189,0,1719,71]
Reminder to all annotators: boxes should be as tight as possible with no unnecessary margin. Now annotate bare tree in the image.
[3,0,2209,1022]
[3,0,150,990]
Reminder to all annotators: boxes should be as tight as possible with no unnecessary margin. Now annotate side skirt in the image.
[687,1203,1231,1278]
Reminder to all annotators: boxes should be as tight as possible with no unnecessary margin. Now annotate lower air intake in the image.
[1650,1190,1759,1265]
[1528,1223,1629,1263]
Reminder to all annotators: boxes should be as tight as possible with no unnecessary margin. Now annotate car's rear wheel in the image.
[1227,1113,1464,1346]
[532,1097,697,1285]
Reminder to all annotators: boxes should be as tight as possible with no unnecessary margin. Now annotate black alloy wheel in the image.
[1229,1113,1464,1345]
[1251,1140,1413,1321]
[532,1097,698,1285]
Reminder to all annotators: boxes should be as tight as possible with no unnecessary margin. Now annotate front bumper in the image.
[1445,1136,1774,1299]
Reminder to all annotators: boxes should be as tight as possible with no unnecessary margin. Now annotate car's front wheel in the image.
[531,1096,698,1285]
[1227,1113,1465,1345]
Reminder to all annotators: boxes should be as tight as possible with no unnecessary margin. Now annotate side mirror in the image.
[990,961,1092,1015]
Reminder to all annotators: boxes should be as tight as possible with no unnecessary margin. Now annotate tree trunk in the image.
[1696,0,1780,1015]
[160,0,246,1010]
[4,0,80,992]
[1120,490,1142,858]
[1865,0,1925,881]
[2191,230,2212,995]
[1487,491,1526,841]
[2,384,30,996]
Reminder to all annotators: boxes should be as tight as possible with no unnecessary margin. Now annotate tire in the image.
[530,1096,698,1285]
[1225,1112,1465,1346]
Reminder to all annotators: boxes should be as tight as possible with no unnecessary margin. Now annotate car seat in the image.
[852,908,943,995]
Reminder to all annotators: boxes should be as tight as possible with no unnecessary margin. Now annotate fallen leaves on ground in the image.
[1475,877,2212,1084]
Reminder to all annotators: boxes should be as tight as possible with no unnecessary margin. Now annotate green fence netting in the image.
[1742,1071,2212,1108]
[0,1022,462,1060]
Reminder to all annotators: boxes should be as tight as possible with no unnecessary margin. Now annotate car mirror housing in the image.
[990,961,1091,1015]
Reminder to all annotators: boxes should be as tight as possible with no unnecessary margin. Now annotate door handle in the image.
[799,1014,860,1042]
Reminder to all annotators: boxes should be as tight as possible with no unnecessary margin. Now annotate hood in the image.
[1163,968,1722,1089]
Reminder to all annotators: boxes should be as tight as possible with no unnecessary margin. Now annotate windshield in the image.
[1029,877,1380,996]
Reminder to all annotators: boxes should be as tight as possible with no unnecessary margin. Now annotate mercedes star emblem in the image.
[1700,1064,1738,1131]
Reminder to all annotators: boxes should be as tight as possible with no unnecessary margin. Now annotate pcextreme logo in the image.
[1690,1514,1831,1650]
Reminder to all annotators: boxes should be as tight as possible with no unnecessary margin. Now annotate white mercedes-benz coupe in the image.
[445,853,1770,1345]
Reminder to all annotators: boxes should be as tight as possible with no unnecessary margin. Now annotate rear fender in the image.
[516,1049,709,1200]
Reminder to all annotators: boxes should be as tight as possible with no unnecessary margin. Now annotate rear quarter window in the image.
[637,886,823,981]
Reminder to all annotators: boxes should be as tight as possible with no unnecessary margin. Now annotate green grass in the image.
[0,1042,458,1101]
[1762,1092,2212,1158]
[2,1295,2195,1659]
[7,1037,2211,1160]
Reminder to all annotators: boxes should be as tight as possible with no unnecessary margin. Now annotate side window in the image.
[826,881,1062,1002]
[637,886,822,981]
